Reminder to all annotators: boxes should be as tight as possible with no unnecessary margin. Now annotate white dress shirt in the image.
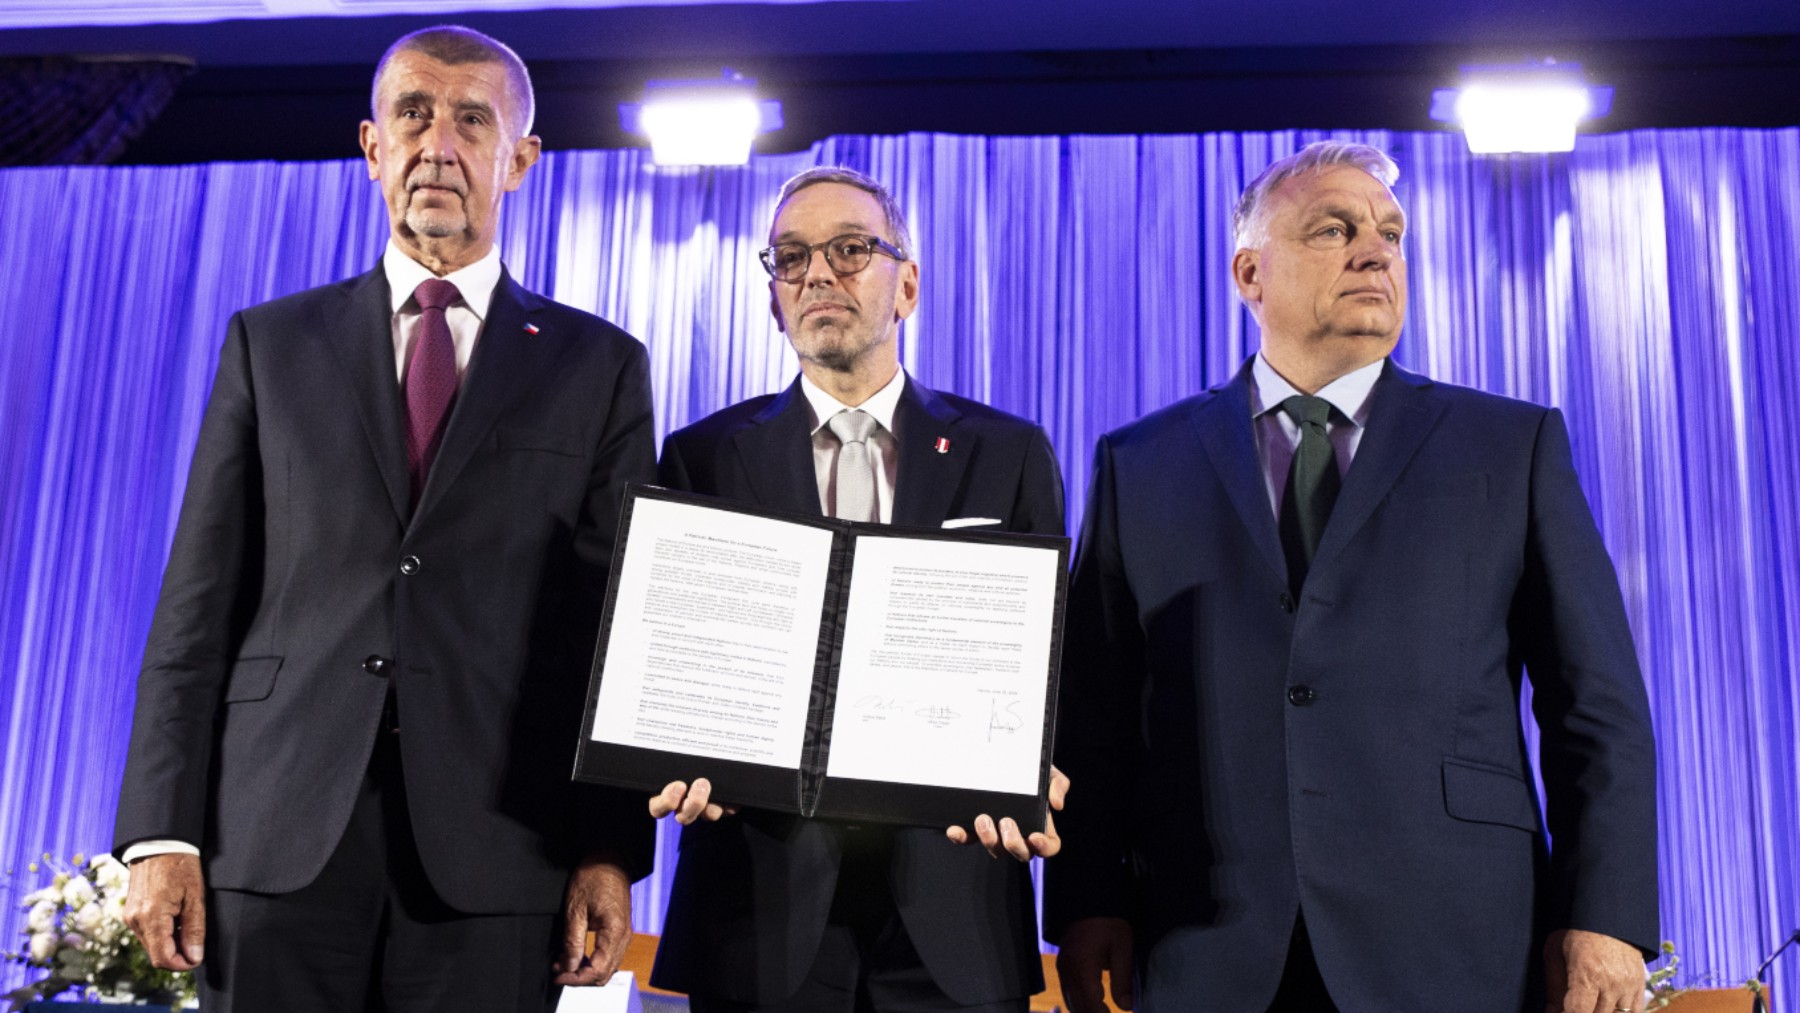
[122,244,506,866]
[1250,353,1384,519]
[801,368,906,524]
[383,240,502,384]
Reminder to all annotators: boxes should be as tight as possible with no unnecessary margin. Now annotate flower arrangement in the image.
[3,852,195,1010]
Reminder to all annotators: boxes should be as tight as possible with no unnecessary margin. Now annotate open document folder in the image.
[574,485,1069,832]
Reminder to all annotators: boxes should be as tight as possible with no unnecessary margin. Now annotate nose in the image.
[802,245,837,286]
[419,116,459,164]
[1350,231,1395,270]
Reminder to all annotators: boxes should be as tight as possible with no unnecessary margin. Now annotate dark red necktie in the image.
[405,278,461,506]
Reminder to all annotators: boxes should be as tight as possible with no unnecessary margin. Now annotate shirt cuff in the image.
[121,840,200,864]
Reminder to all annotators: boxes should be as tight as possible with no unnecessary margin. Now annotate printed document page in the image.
[589,498,833,768]
[825,536,1058,794]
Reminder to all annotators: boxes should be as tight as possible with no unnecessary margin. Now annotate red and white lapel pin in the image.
[934,437,951,454]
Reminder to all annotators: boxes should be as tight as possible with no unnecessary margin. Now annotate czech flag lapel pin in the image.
[934,437,951,454]
[523,322,540,335]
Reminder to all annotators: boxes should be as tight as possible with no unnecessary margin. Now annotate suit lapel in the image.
[412,270,547,523]
[1311,361,1444,574]
[1191,361,1289,586]
[891,377,969,528]
[731,379,825,516]
[321,267,411,526]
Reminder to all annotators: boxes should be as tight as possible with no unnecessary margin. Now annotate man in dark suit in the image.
[644,167,1066,1012]
[1048,142,1658,1013]
[112,26,654,1012]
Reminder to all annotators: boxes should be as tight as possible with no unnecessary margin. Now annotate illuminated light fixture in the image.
[619,70,784,166]
[1430,60,1614,154]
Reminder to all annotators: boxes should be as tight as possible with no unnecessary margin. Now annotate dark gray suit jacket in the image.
[1046,359,1658,1012]
[649,374,1065,1005]
[114,264,657,913]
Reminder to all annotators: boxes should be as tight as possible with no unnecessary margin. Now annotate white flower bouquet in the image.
[3,853,195,1010]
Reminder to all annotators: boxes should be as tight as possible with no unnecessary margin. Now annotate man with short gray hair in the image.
[644,165,1068,1012]
[1048,141,1658,1013]
[113,24,654,1012]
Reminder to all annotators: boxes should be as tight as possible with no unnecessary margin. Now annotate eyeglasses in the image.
[758,234,907,282]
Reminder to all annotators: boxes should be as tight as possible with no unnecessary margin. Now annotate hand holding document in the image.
[577,486,1069,832]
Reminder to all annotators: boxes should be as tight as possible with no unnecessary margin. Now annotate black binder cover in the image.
[573,484,1069,832]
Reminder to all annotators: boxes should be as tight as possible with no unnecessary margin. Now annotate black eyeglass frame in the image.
[758,233,909,281]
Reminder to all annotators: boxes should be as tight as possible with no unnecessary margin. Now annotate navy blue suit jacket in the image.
[1046,359,1657,1012]
[114,265,657,912]
[649,374,1065,1005]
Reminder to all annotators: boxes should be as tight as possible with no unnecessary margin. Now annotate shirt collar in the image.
[383,240,504,322]
[801,367,908,436]
[1251,353,1384,428]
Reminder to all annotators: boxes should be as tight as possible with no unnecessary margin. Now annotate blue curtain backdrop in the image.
[2,128,1796,999]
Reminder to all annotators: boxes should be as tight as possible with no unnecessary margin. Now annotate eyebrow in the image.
[389,91,500,124]
[1305,202,1407,229]
[773,221,878,244]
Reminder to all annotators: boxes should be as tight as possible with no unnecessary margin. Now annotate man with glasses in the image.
[644,166,1067,1013]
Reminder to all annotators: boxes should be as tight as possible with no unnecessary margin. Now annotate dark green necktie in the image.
[1278,395,1341,594]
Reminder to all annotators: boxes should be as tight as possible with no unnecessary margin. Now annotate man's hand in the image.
[123,853,205,972]
[1057,916,1134,1013]
[648,778,737,825]
[1544,928,1648,1013]
[946,765,1068,860]
[554,856,633,986]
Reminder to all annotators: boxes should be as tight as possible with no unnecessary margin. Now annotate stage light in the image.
[1430,61,1613,154]
[619,71,784,166]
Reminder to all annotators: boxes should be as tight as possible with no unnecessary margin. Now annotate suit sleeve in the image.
[1012,425,1067,538]
[114,312,264,856]
[1043,434,1145,942]
[1516,408,1659,956]
[567,338,659,880]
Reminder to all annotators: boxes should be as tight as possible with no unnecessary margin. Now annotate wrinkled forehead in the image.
[375,51,516,118]
[1273,165,1406,222]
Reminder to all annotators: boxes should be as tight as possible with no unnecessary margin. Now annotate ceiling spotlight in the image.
[1430,60,1613,154]
[619,70,784,166]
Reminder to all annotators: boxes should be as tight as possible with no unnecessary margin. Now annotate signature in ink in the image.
[855,695,907,713]
[915,704,962,723]
[987,699,1025,742]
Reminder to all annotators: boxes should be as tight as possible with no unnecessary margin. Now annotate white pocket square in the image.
[942,517,1002,529]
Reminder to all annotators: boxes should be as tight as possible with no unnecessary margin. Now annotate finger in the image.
[142,914,179,970]
[558,901,589,977]
[944,825,970,845]
[1049,765,1069,810]
[1000,818,1030,862]
[177,891,206,967]
[649,781,687,819]
[1559,979,1600,1013]
[973,814,1003,858]
[677,778,713,825]
[1031,810,1061,858]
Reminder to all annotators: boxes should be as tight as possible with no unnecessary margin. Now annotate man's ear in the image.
[1231,248,1262,307]
[504,134,542,192]
[892,260,920,322]
[359,121,381,181]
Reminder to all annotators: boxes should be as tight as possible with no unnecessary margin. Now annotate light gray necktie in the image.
[827,409,880,522]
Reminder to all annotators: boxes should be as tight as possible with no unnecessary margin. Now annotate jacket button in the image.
[1279,592,1295,613]
[363,655,391,675]
[1288,685,1316,706]
[399,555,421,575]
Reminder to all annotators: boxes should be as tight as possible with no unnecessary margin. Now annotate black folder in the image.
[573,484,1069,832]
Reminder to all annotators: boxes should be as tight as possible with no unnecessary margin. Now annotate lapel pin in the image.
[523,323,540,335]
[934,437,951,454]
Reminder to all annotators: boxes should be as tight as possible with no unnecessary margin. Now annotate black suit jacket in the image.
[648,374,1065,1005]
[113,264,657,913]
[1045,359,1658,1012]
